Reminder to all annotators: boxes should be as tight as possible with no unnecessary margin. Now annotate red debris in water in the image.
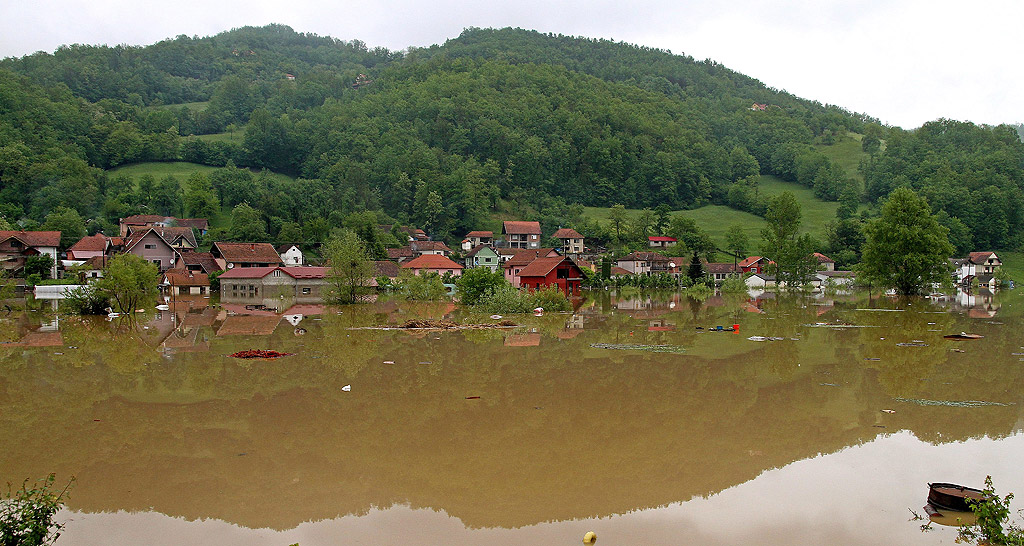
[229,349,294,359]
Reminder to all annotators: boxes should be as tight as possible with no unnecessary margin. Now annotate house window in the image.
[145,244,156,249]
[301,287,311,294]
[153,260,161,267]
[273,269,282,277]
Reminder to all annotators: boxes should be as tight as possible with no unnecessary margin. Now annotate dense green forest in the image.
[1,24,1022,254]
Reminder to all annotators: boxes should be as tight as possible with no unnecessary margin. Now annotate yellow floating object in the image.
[583,531,597,544]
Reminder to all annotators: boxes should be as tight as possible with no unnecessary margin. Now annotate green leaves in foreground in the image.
[0,474,74,546]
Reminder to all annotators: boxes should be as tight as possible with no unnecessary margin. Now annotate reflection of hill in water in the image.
[0,291,1022,531]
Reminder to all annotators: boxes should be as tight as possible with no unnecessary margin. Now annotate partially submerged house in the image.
[616,251,673,276]
[0,230,60,278]
[163,269,211,295]
[517,256,584,296]
[465,245,500,272]
[218,266,329,302]
[211,242,284,270]
[400,254,464,277]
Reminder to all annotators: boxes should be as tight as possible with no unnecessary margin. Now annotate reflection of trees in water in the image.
[1,294,1024,530]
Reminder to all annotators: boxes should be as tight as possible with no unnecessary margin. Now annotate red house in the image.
[517,256,584,296]
[738,256,773,275]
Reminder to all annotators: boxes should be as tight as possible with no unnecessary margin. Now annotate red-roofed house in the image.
[211,242,284,270]
[401,255,463,277]
[503,221,541,249]
[174,251,221,275]
[739,256,773,275]
[463,230,494,251]
[954,251,1002,286]
[67,233,108,260]
[411,240,452,257]
[518,256,584,296]
[648,236,677,249]
[553,228,584,255]
[0,231,61,278]
[163,270,210,295]
[705,263,743,283]
[616,251,672,275]
[219,266,330,304]
[503,248,560,287]
[812,252,835,272]
[122,227,178,271]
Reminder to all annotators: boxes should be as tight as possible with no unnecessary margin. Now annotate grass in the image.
[147,101,209,112]
[998,251,1024,282]
[756,175,840,235]
[107,162,294,185]
[815,133,867,184]
[194,131,243,143]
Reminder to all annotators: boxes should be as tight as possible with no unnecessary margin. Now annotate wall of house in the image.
[128,231,176,271]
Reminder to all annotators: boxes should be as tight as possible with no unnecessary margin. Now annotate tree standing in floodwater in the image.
[860,187,954,295]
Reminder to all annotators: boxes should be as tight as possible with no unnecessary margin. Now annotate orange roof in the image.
[553,228,583,239]
[504,248,558,267]
[968,252,997,264]
[518,256,579,278]
[812,252,834,263]
[610,266,631,276]
[739,256,767,268]
[0,230,61,248]
[213,242,282,264]
[466,230,493,238]
[164,270,210,287]
[502,221,541,235]
[68,233,108,252]
[401,254,464,270]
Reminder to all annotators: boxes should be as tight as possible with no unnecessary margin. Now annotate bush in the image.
[0,474,74,546]
[399,271,448,301]
[719,276,748,293]
[958,476,1024,545]
[474,284,571,314]
[61,285,111,315]
[455,268,508,305]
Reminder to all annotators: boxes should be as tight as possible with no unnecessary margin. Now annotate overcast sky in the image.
[2,0,1021,129]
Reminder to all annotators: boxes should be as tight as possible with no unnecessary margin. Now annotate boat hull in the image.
[928,483,985,512]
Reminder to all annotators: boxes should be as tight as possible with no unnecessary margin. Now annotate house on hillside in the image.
[151,226,198,251]
[211,242,283,270]
[387,246,415,262]
[503,221,542,249]
[0,231,60,278]
[518,256,584,296]
[465,245,500,272]
[119,215,208,237]
[411,240,452,257]
[648,236,677,249]
[503,248,561,287]
[401,255,464,277]
[462,231,494,251]
[278,244,304,266]
[553,228,585,255]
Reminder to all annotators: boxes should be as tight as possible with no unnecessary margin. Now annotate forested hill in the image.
[1,25,1022,253]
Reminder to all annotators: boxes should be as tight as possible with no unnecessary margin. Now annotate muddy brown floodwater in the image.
[1,289,1022,545]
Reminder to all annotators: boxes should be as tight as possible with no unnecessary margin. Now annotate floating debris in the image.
[856,308,904,312]
[944,333,984,340]
[896,342,929,347]
[358,319,517,330]
[747,336,785,342]
[894,397,1014,408]
[465,396,481,400]
[590,343,685,354]
[342,385,351,392]
[881,409,896,414]
[229,349,294,359]
[820,382,840,387]
[804,323,878,329]
[865,357,882,361]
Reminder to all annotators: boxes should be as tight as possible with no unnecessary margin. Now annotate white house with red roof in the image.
[647,236,677,249]
[462,230,494,251]
[952,251,1002,287]
[0,231,61,278]
[553,228,584,255]
[67,233,108,260]
[738,256,773,275]
[211,242,284,270]
[401,255,463,277]
[502,221,541,249]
